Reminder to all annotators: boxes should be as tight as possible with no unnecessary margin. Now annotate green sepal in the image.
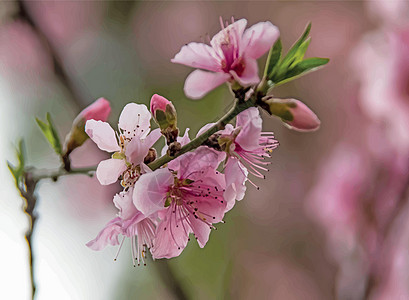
[36,113,62,155]
[259,98,296,121]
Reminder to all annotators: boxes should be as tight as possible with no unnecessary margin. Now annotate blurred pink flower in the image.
[85,103,161,186]
[172,18,279,99]
[307,144,373,261]
[133,147,226,259]
[354,27,409,152]
[87,189,156,266]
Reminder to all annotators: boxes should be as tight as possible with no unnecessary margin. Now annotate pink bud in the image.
[150,94,172,115]
[80,97,111,122]
[286,99,321,132]
[63,98,111,159]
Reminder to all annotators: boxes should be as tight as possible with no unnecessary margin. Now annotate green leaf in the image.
[7,139,26,187]
[275,57,329,86]
[279,22,311,70]
[264,38,282,78]
[36,113,62,155]
[289,38,311,68]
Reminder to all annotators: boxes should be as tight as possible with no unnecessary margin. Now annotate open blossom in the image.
[133,147,227,259]
[85,103,161,187]
[200,107,278,209]
[86,189,156,266]
[172,18,279,99]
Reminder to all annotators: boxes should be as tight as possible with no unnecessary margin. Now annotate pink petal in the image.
[210,19,248,51]
[86,217,122,251]
[132,168,174,217]
[96,158,127,185]
[152,209,189,259]
[230,56,260,86]
[171,42,221,72]
[235,107,263,151]
[113,189,138,221]
[118,103,151,138]
[242,21,280,59]
[224,158,248,211]
[85,120,120,153]
[184,70,230,99]
[178,147,224,179]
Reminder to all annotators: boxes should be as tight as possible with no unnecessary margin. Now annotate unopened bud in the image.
[150,94,179,144]
[63,98,111,165]
[167,141,182,157]
[261,98,320,132]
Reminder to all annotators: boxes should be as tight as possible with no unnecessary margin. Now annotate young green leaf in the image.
[264,38,282,78]
[279,22,311,71]
[275,57,329,86]
[36,113,62,155]
[7,139,26,188]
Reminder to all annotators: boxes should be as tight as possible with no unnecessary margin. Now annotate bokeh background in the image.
[1,1,409,299]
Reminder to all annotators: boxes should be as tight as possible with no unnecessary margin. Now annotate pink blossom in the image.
[85,103,161,186]
[87,189,156,266]
[133,147,227,259]
[172,18,279,99]
[203,107,278,208]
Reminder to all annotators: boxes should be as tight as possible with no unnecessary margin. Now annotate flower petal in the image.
[113,189,139,221]
[133,168,174,217]
[85,120,120,153]
[242,21,280,59]
[224,158,248,211]
[96,158,127,185]
[86,217,122,251]
[118,103,151,138]
[184,70,230,99]
[230,57,260,86]
[152,209,189,259]
[125,129,161,165]
[178,147,224,179]
[210,19,248,52]
[171,42,221,72]
[235,107,263,151]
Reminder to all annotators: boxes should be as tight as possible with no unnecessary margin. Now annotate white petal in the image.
[96,158,127,185]
[85,120,120,153]
[118,103,151,138]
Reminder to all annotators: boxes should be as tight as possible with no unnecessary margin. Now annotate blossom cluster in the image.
[81,17,325,264]
[85,96,278,263]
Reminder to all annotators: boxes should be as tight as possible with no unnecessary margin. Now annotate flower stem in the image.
[148,98,256,171]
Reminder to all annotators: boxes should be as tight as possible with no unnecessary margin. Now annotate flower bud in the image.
[150,94,179,145]
[63,98,111,158]
[261,98,320,132]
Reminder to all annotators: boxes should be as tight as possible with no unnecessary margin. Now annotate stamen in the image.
[114,236,125,261]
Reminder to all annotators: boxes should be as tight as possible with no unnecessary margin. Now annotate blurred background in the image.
[1,1,408,299]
